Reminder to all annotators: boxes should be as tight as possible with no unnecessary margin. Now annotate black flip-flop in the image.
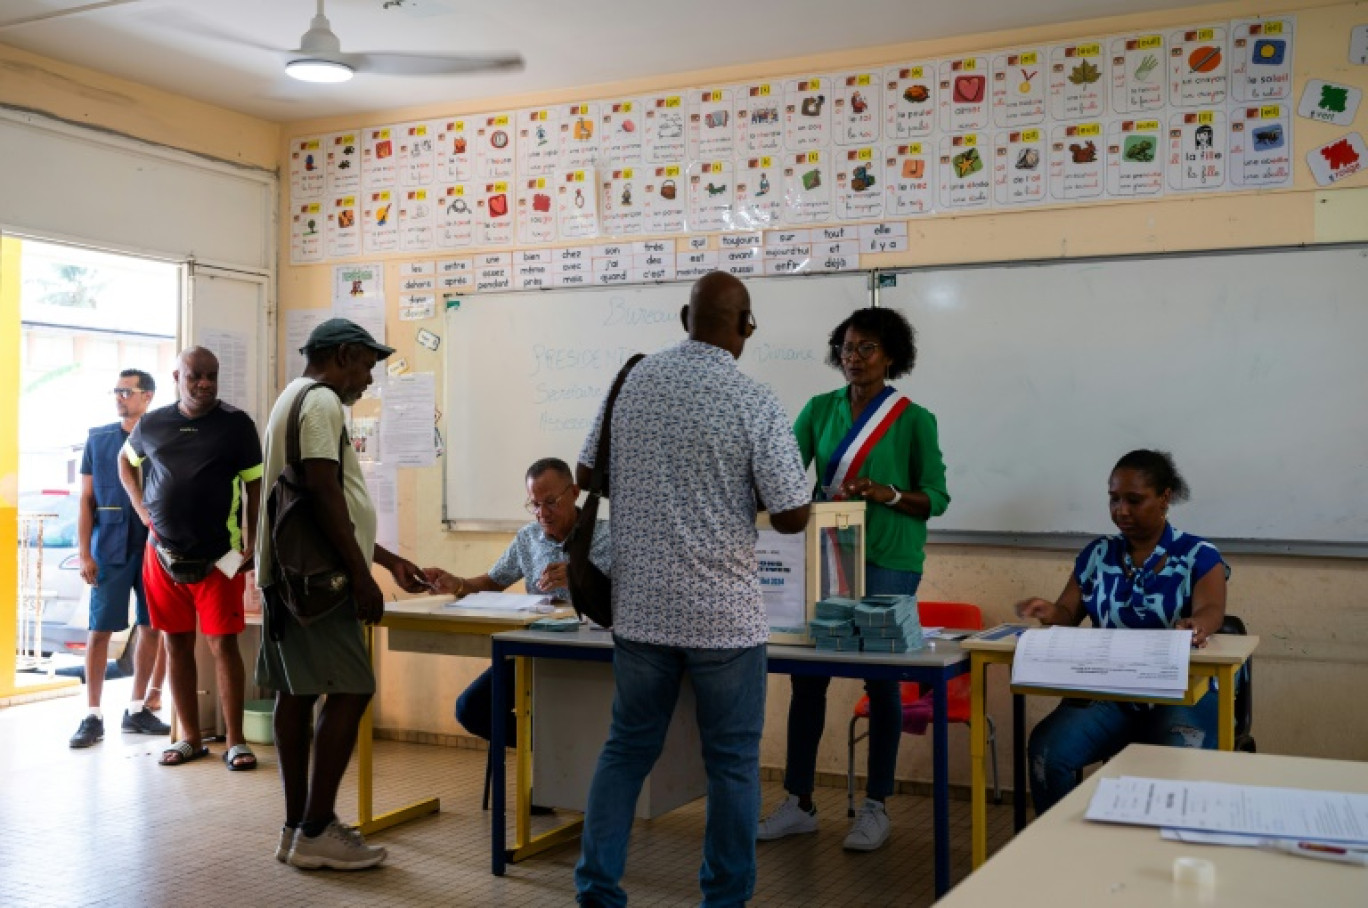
[160,740,210,766]
[223,743,258,772]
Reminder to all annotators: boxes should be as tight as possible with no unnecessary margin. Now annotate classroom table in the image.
[489,627,970,898]
[962,630,1260,869]
[353,596,577,835]
[936,742,1368,907]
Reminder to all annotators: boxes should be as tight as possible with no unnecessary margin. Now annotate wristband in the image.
[884,485,902,508]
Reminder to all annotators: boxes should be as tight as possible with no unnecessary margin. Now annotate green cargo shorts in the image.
[254,588,376,696]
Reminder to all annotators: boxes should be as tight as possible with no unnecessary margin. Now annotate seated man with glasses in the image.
[423,457,610,772]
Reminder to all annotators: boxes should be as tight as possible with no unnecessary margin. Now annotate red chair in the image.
[846,601,1001,815]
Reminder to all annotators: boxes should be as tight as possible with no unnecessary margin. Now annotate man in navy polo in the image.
[70,369,170,748]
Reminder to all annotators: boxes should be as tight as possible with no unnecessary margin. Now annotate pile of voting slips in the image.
[529,616,582,632]
[852,595,925,653]
[809,597,863,651]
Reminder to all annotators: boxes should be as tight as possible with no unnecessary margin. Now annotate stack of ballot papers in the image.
[529,616,582,632]
[815,597,860,621]
[1010,626,1191,698]
[853,595,925,653]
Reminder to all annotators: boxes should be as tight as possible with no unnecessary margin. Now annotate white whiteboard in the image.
[444,273,868,524]
[879,247,1368,544]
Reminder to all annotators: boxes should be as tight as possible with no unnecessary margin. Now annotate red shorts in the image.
[142,542,247,636]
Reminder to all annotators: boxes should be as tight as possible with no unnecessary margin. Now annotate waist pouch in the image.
[154,543,214,585]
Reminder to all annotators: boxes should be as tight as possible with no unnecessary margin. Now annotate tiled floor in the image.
[0,678,1017,907]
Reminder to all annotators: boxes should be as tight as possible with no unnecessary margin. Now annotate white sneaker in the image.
[288,820,387,870]
[757,794,818,841]
[843,799,890,852]
[276,826,295,863]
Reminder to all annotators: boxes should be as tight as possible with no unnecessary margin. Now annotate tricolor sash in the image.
[821,385,911,500]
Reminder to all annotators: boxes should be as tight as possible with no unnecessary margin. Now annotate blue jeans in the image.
[785,565,921,802]
[455,663,517,746]
[576,636,767,908]
[1028,688,1219,815]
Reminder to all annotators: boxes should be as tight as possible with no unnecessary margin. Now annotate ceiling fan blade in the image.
[342,51,524,77]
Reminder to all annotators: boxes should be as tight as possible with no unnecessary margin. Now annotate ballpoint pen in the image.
[1259,839,1368,866]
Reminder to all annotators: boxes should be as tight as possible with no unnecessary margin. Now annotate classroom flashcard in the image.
[938,132,992,210]
[326,194,361,258]
[435,184,476,249]
[517,176,557,244]
[325,131,360,195]
[398,188,434,252]
[600,98,644,163]
[1353,25,1368,64]
[560,102,600,170]
[785,77,832,151]
[290,201,325,264]
[991,49,1046,127]
[398,121,436,187]
[738,81,785,155]
[1229,105,1292,188]
[600,167,644,236]
[557,169,599,240]
[1110,34,1165,113]
[1231,18,1293,102]
[939,57,991,132]
[361,127,397,188]
[476,181,515,246]
[688,160,736,232]
[400,295,436,321]
[1049,122,1105,200]
[289,136,325,200]
[1297,79,1362,127]
[993,128,1047,205]
[363,189,400,253]
[643,164,687,233]
[475,114,516,180]
[835,73,881,145]
[1168,26,1228,107]
[733,156,784,229]
[518,108,561,177]
[834,147,884,219]
[1305,132,1366,186]
[782,150,833,223]
[1105,119,1165,196]
[333,262,383,300]
[1167,110,1227,191]
[643,93,687,163]
[437,117,474,181]
[415,328,441,352]
[884,63,937,139]
[883,143,936,215]
[1049,41,1106,121]
[691,88,736,160]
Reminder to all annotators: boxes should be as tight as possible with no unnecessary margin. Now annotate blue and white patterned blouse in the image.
[489,518,610,601]
[580,339,811,649]
[1074,523,1228,630]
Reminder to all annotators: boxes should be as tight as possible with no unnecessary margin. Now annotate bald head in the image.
[682,272,752,358]
[174,345,221,418]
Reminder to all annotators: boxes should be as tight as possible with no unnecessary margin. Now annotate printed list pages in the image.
[1010,626,1192,697]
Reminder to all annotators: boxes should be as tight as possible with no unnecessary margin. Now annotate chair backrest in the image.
[1218,614,1254,748]
[918,601,985,631]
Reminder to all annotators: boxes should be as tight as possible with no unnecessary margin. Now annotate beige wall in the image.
[277,0,1368,790]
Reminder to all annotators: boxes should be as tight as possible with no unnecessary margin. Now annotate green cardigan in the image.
[793,387,950,573]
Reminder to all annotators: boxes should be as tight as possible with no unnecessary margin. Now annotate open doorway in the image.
[14,238,179,690]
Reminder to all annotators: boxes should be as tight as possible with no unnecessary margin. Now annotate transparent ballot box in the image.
[757,501,866,646]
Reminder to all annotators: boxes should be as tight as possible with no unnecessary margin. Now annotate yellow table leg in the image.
[505,652,586,863]
[970,652,989,870]
[1216,664,1235,752]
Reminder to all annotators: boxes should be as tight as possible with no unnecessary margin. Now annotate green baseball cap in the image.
[300,318,395,360]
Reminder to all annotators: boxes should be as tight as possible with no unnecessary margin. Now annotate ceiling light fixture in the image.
[285,58,354,82]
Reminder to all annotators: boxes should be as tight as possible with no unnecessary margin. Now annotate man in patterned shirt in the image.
[573,271,811,908]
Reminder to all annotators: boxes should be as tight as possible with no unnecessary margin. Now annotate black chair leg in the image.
[482,746,493,811]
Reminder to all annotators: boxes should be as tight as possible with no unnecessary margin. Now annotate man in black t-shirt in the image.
[120,346,264,771]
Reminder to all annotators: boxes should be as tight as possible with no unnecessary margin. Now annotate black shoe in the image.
[70,714,104,748]
[121,706,171,735]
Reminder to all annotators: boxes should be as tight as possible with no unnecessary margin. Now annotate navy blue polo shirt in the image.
[80,422,148,566]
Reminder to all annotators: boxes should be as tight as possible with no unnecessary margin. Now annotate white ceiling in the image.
[1,0,1214,123]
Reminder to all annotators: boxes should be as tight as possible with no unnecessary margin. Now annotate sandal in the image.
[160,740,210,766]
[223,743,258,772]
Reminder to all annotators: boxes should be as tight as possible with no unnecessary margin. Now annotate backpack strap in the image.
[587,354,645,497]
[285,382,347,484]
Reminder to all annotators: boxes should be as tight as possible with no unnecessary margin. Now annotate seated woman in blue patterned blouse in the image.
[1014,449,1228,815]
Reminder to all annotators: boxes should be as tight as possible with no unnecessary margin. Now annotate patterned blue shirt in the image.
[1074,523,1228,630]
[489,517,610,600]
[580,339,811,649]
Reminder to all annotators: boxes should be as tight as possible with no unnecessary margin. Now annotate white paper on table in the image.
[757,528,807,632]
[442,591,553,612]
[1010,626,1191,697]
[360,461,397,551]
[285,309,332,380]
[379,372,436,467]
[1087,776,1368,846]
[198,328,249,415]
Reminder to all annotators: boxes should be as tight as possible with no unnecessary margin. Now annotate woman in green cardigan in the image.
[758,306,949,853]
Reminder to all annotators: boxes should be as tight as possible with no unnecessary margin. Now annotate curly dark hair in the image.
[824,307,917,379]
[1112,449,1191,503]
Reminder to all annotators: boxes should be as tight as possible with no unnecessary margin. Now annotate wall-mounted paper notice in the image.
[380,372,437,467]
[361,461,398,551]
[285,309,331,380]
[199,328,248,414]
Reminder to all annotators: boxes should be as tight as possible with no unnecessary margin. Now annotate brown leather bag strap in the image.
[587,354,645,497]
[284,382,346,484]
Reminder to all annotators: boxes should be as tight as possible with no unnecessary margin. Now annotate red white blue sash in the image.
[822,386,910,500]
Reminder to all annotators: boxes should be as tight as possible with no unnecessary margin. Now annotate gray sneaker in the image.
[288,820,387,870]
[843,798,891,852]
[276,826,296,863]
[122,706,171,736]
[757,795,818,841]
[69,714,104,748]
